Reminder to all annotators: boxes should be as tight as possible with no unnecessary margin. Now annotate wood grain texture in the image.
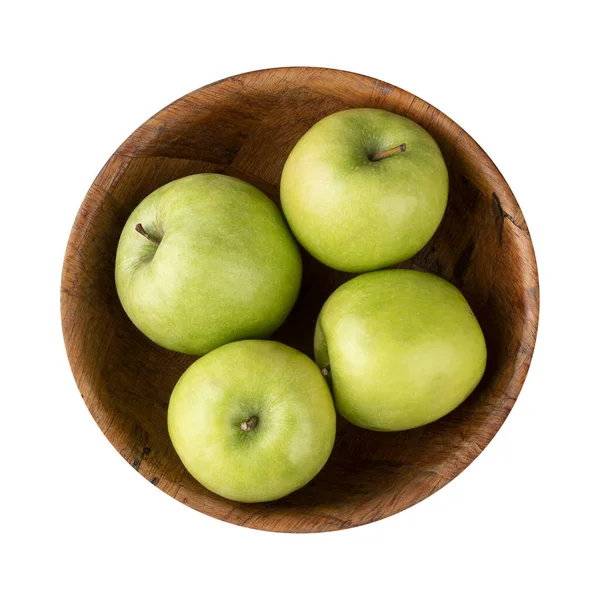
[60,67,539,533]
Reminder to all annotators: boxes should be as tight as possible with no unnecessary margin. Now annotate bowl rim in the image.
[60,65,540,533]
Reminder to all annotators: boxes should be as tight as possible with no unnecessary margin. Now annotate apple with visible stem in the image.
[168,340,336,503]
[314,269,487,431]
[115,173,302,355]
[280,108,449,273]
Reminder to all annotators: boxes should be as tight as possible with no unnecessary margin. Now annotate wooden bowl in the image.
[61,67,539,533]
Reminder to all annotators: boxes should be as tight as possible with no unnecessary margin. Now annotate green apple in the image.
[168,340,336,503]
[314,269,486,431]
[280,108,449,273]
[115,174,302,355]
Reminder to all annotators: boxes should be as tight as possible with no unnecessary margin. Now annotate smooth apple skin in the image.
[168,340,336,503]
[314,270,487,431]
[280,108,449,273]
[115,174,302,355]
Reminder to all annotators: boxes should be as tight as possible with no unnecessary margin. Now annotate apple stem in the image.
[321,366,330,377]
[370,143,407,162]
[135,223,161,246]
[240,416,259,432]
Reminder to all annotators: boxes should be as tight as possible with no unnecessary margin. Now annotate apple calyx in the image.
[321,366,330,377]
[135,223,161,246]
[240,416,259,432]
[370,143,407,162]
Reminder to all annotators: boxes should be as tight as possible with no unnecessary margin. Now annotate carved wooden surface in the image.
[61,67,539,533]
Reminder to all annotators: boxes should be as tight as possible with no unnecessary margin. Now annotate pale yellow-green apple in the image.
[168,340,336,503]
[115,174,302,355]
[314,269,486,431]
[280,108,449,273]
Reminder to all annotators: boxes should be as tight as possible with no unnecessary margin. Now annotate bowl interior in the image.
[61,67,538,533]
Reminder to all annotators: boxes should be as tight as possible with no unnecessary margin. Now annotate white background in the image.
[3,2,599,599]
